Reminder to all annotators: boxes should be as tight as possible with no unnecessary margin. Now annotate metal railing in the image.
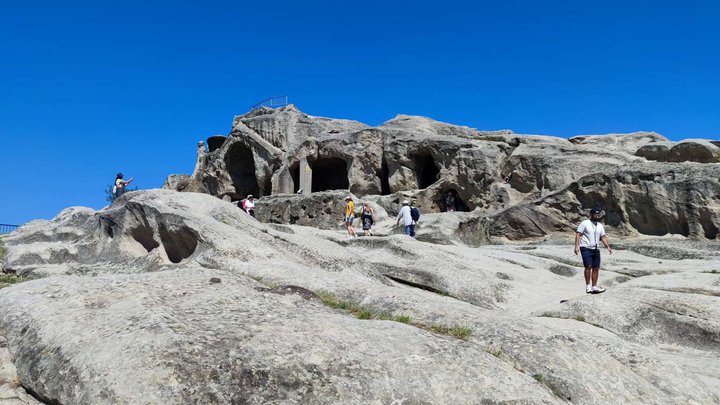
[251,96,289,110]
[0,224,19,234]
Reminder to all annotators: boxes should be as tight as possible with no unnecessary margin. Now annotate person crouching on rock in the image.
[574,207,612,294]
[113,172,133,199]
[361,202,374,236]
[344,196,358,238]
[242,194,256,217]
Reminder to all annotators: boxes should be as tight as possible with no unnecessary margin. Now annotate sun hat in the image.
[402,200,409,205]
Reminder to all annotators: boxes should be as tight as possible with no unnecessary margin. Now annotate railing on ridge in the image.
[251,96,289,110]
[0,224,19,234]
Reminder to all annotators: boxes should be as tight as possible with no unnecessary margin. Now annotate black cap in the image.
[590,207,601,215]
[117,172,123,178]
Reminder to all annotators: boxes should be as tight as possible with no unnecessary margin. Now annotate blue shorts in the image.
[580,247,601,268]
[345,216,354,225]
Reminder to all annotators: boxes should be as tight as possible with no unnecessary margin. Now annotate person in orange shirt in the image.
[344,196,357,238]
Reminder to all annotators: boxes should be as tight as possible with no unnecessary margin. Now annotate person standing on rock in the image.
[396,200,414,237]
[361,202,375,236]
[344,196,358,238]
[113,173,133,199]
[445,191,456,212]
[574,207,612,294]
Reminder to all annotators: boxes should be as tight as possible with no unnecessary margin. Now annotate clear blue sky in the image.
[1,0,718,225]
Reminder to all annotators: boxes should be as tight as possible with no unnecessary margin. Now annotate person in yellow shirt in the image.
[113,173,134,199]
[344,196,357,238]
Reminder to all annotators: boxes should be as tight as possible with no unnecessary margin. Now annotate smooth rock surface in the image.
[2,190,719,404]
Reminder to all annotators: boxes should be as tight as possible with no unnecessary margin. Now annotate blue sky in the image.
[1,0,719,225]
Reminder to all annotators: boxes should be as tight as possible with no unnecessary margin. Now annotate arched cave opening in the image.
[311,157,349,192]
[207,136,227,153]
[130,224,159,253]
[438,189,468,212]
[698,207,718,239]
[413,153,440,189]
[159,224,199,264]
[290,163,301,193]
[225,143,259,200]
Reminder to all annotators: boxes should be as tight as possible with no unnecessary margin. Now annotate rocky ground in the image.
[1,189,718,404]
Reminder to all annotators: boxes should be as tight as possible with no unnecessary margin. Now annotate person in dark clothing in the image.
[360,202,375,236]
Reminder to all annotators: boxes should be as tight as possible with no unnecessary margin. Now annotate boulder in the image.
[667,139,720,163]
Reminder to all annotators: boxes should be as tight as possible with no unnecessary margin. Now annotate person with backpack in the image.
[409,201,420,237]
[396,200,417,237]
[360,202,375,236]
[113,173,134,199]
[242,194,256,217]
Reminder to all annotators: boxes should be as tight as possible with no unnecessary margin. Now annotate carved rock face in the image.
[164,105,720,241]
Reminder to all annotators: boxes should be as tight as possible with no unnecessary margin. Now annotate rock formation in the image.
[1,189,720,404]
[164,105,720,242]
[0,107,718,404]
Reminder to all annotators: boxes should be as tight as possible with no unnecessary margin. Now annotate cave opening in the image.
[225,143,259,200]
[379,157,391,195]
[159,224,199,264]
[413,153,440,189]
[290,163,301,193]
[438,189,468,212]
[310,157,349,192]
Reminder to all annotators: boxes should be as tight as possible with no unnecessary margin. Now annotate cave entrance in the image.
[439,189,468,212]
[290,163,301,193]
[379,157,391,195]
[225,143,259,200]
[311,157,349,192]
[413,153,440,189]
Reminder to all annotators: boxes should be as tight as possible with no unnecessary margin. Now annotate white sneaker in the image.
[591,286,606,294]
[586,285,592,294]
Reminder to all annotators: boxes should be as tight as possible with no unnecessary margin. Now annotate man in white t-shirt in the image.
[574,207,612,294]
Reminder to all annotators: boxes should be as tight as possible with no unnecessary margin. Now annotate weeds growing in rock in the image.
[316,290,472,340]
[485,347,503,358]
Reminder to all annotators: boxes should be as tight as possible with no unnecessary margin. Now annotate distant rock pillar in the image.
[192,141,206,179]
[299,156,312,195]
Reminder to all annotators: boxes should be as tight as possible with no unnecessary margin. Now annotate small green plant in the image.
[702,269,719,274]
[485,347,503,358]
[315,290,469,340]
[533,373,544,383]
[428,324,472,340]
[393,315,412,324]
[0,274,27,289]
[105,185,139,203]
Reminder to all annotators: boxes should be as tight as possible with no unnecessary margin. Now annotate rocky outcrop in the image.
[636,139,720,163]
[2,190,720,404]
[164,106,719,241]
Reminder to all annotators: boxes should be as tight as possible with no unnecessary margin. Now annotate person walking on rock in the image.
[344,196,358,238]
[396,200,415,237]
[113,173,134,199]
[361,202,375,236]
[574,207,612,294]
